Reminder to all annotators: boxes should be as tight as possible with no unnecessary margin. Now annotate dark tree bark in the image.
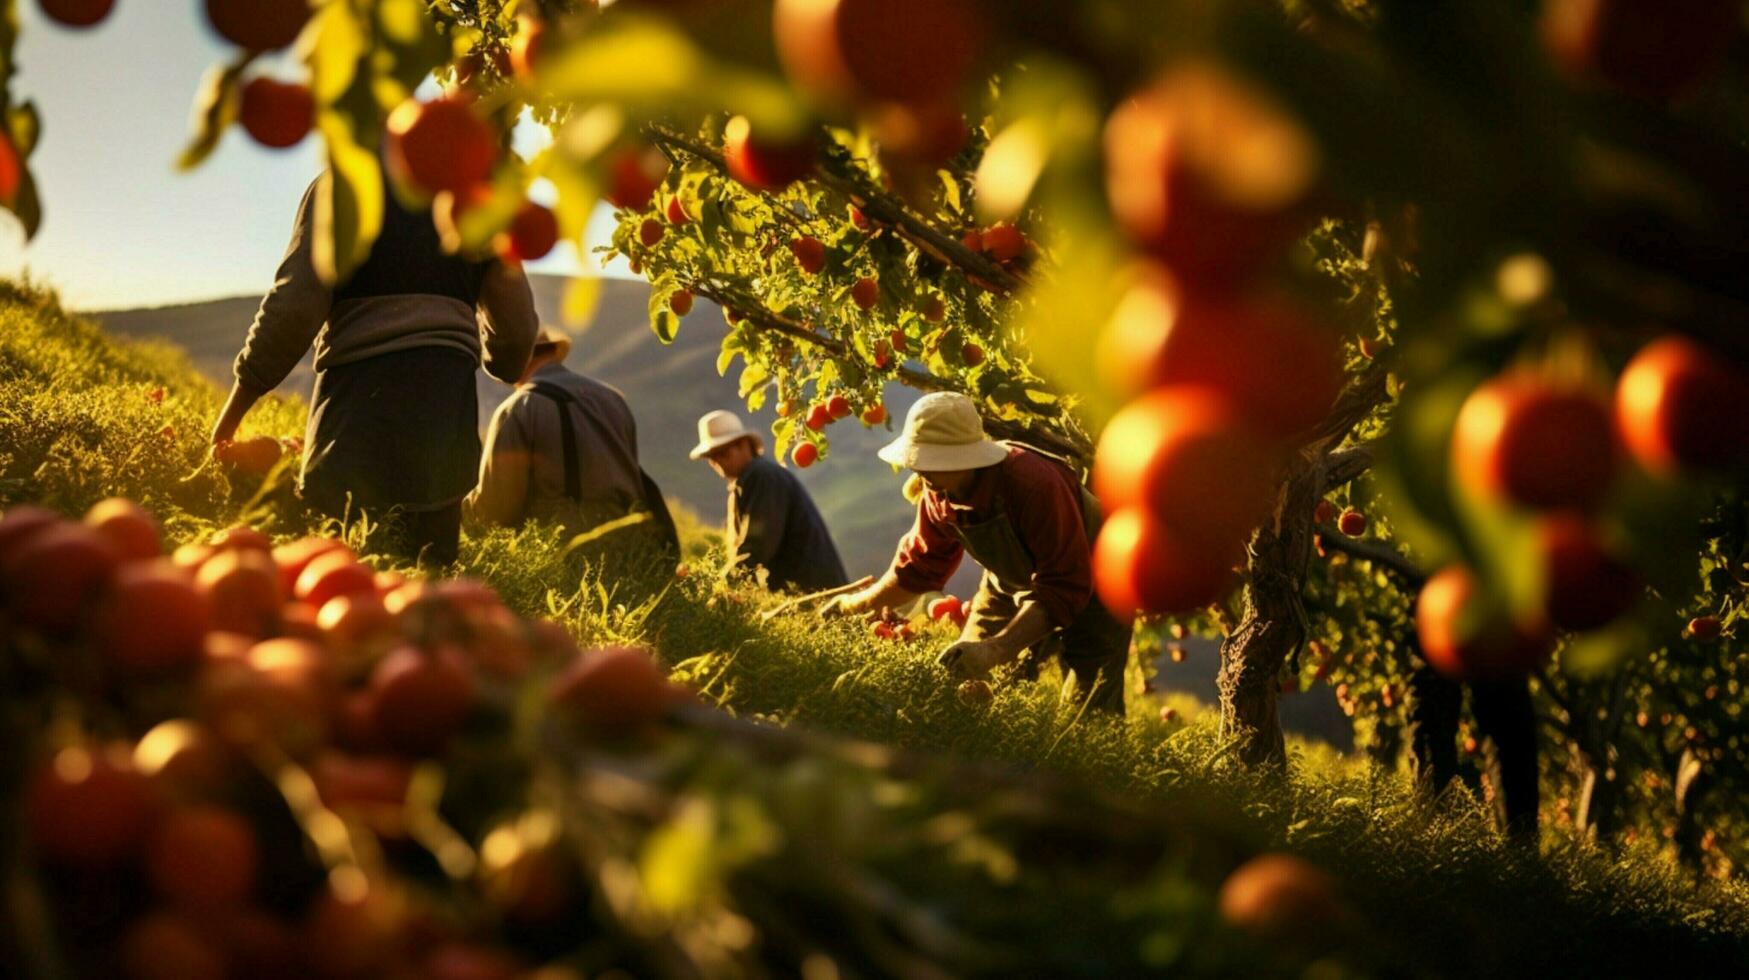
[1216,370,1388,769]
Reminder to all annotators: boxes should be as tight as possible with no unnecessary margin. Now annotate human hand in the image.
[817,593,867,620]
[936,639,1006,681]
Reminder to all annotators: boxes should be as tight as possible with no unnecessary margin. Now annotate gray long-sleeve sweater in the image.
[232,176,538,396]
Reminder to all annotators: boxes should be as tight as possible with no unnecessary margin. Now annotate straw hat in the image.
[689,410,764,459]
[532,324,573,362]
[877,392,1007,472]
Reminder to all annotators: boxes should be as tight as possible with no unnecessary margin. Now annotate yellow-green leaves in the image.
[178,56,253,172]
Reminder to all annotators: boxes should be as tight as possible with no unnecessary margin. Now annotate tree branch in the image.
[1316,531,1427,587]
[645,126,1025,297]
[1321,445,1375,491]
[687,281,1091,462]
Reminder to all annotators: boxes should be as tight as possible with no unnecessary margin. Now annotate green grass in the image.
[3,279,1747,977]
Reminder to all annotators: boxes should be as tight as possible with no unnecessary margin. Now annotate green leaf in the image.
[311,128,385,285]
[716,347,736,377]
[539,18,704,104]
[307,2,366,105]
[177,57,251,172]
[738,363,769,398]
[376,0,447,96]
[641,798,717,914]
[651,309,680,344]
[8,100,39,156]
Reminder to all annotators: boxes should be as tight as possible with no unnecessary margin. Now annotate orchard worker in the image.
[691,410,848,592]
[212,172,538,564]
[821,393,1131,714]
[466,325,679,563]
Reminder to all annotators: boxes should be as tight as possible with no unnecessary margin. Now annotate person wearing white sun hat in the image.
[821,392,1131,714]
[692,410,848,592]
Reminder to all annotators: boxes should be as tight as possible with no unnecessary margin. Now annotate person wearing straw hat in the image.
[692,410,848,592]
[467,325,678,563]
[821,392,1131,714]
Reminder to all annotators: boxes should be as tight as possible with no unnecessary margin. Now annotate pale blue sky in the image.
[0,3,618,311]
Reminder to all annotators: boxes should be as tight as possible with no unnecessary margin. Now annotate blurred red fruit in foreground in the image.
[1537,514,1639,632]
[1094,386,1278,553]
[1416,566,1553,680]
[27,746,157,868]
[1106,63,1319,286]
[1615,335,1749,476]
[1451,376,1615,511]
[1094,507,1239,617]
[550,646,671,735]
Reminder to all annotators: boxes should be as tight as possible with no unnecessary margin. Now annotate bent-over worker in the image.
[467,325,678,563]
[691,410,848,592]
[821,393,1130,714]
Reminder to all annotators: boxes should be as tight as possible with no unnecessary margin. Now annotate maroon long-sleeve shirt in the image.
[889,447,1095,628]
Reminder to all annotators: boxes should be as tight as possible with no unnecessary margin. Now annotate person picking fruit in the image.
[466,325,679,565]
[691,410,848,592]
[820,393,1131,714]
[212,173,539,564]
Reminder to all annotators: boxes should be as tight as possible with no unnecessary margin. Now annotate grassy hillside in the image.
[5,279,1749,977]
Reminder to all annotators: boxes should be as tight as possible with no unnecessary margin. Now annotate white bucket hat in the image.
[877,392,1008,471]
[689,410,764,459]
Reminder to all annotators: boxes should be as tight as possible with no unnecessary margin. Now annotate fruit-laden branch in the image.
[1316,531,1427,587]
[687,280,1093,462]
[645,127,1025,296]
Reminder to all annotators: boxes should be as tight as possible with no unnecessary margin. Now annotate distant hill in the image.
[88,274,975,595]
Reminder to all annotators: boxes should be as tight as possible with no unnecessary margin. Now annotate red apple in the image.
[1100,272,1342,439]
[549,646,671,736]
[1452,375,1616,511]
[96,560,212,675]
[604,144,669,210]
[1094,386,1279,554]
[851,276,879,310]
[1615,335,1749,475]
[722,115,816,191]
[145,805,259,908]
[495,202,559,263]
[3,522,119,632]
[239,78,313,149]
[1094,507,1242,617]
[84,497,161,561]
[39,0,116,28]
[1416,566,1554,680]
[205,0,310,51]
[1537,514,1639,632]
[790,236,826,274]
[27,744,158,868]
[368,646,478,756]
[669,290,695,316]
[773,0,984,105]
[1337,509,1367,537]
[1105,63,1320,285]
[385,95,498,196]
[793,442,820,468]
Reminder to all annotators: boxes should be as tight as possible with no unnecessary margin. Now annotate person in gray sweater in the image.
[691,411,848,593]
[211,172,538,564]
[467,326,678,566]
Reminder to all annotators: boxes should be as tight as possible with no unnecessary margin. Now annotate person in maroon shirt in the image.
[821,393,1132,714]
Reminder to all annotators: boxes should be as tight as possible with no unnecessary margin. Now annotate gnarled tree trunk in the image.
[1217,368,1388,770]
